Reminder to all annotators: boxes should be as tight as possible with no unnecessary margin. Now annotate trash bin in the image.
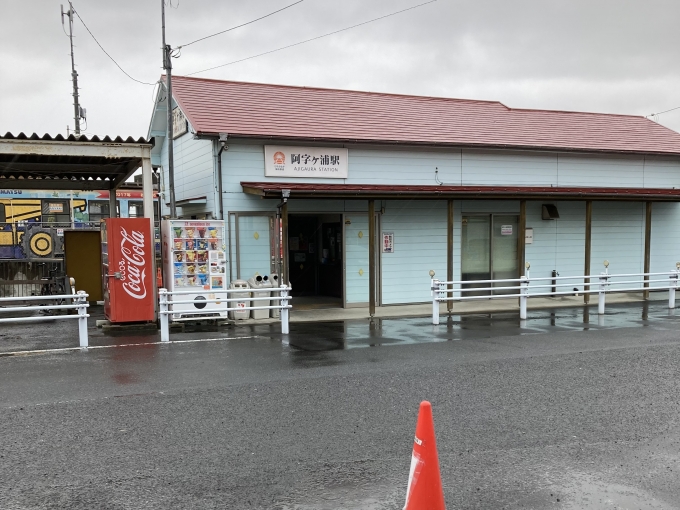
[247,275,270,319]
[228,279,250,320]
[269,273,280,318]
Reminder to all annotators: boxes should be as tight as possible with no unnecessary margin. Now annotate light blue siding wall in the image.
[237,216,271,280]
[525,201,586,281]
[460,201,520,214]
[643,157,680,188]
[158,122,215,217]
[345,214,369,304]
[591,202,644,277]
[205,141,680,305]
[348,149,459,184]
[461,151,557,186]
[650,202,680,273]
[380,201,448,304]
[557,154,644,188]
[173,132,214,214]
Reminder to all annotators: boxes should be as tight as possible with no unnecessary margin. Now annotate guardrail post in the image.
[77,291,88,348]
[159,288,170,342]
[432,278,440,325]
[519,276,529,320]
[598,272,608,315]
[280,285,290,335]
[669,269,678,309]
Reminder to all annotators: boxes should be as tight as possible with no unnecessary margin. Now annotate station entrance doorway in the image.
[288,214,343,308]
[461,214,519,295]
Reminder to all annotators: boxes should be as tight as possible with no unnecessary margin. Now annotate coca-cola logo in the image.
[118,227,147,300]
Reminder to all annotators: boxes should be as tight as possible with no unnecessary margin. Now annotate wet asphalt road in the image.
[2,303,680,509]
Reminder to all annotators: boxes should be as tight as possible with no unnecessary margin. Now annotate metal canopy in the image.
[0,132,155,191]
[241,181,680,202]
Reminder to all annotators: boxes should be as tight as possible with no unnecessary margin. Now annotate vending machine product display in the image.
[161,219,228,318]
[101,217,155,323]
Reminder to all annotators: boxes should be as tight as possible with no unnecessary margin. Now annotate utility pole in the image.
[161,0,177,218]
[61,2,83,135]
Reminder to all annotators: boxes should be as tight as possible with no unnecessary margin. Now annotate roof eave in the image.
[195,131,680,158]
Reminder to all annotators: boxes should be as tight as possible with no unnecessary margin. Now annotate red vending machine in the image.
[101,217,155,323]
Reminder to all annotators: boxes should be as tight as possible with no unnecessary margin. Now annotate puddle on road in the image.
[559,474,676,510]
[278,484,402,510]
[508,473,677,509]
[288,301,680,352]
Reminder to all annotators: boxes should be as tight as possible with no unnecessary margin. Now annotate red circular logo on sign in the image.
[273,152,285,165]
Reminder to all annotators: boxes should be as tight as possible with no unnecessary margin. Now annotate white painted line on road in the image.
[0,335,265,358]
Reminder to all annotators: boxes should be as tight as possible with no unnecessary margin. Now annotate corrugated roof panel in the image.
[165,76,680,155]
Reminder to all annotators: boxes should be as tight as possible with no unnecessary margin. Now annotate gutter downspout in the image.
[216,133,228,220]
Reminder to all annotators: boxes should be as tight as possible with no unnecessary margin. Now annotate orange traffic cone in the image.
[404,401,446,509]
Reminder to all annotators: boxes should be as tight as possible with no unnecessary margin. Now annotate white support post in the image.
[77,291,88,348]
[670,269,678,309]
[519,276,529,320]
[598,272,608,315]
[159,288,170,342]
[280,285,290,335]
[432,278,440,325]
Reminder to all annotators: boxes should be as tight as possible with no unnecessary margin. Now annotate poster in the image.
[382,232,394,253]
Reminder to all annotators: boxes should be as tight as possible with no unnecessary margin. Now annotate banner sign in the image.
[264,146,348,179]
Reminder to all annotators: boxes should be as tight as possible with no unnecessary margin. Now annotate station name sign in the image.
[264,146,348,179]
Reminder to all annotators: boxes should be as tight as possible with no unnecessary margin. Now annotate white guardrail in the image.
[430,265,680,325]
[0,291,90,347]
[158,285,292,342]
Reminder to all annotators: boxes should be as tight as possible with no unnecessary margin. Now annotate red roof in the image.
[169,76,680,155]
[241,182,680,201]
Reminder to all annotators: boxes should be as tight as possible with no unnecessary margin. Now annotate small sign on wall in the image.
[172,107,188,139]
[501,225,513,236]
[525,228,534,244]
[382,232,394,253]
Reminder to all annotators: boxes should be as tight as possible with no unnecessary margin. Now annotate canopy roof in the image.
[241,181,680,201]
[169,75,680,156]
[0,132,154,190]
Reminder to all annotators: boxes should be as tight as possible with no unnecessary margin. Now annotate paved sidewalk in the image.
[286,291,666,323]
[0,291,673,355]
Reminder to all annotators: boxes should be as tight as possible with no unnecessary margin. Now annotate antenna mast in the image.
[62,2,84,135]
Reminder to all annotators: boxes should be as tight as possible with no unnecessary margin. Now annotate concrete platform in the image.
[225,291,668,325]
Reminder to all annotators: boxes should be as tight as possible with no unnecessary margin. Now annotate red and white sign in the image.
[103,217,155,323]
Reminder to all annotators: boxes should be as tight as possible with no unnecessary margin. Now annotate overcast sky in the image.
[2,0,680,139]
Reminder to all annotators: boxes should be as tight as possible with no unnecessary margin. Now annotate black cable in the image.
[71,6,156,86]
[648,105,680,118]
[186,0,437,77]
[177,0,303,49]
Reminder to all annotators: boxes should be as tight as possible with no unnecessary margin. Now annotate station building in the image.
[148,76,680,310]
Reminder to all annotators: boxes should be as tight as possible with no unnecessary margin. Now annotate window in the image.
[128,201,144,218]
[41,200,70,225]
[0,204,6,223]
[89,200,120,222]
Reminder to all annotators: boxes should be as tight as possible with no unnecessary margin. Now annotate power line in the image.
[71,5,156,86]
[186,0,437,77]
[177,0,304,49]
[647,105,680,118]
